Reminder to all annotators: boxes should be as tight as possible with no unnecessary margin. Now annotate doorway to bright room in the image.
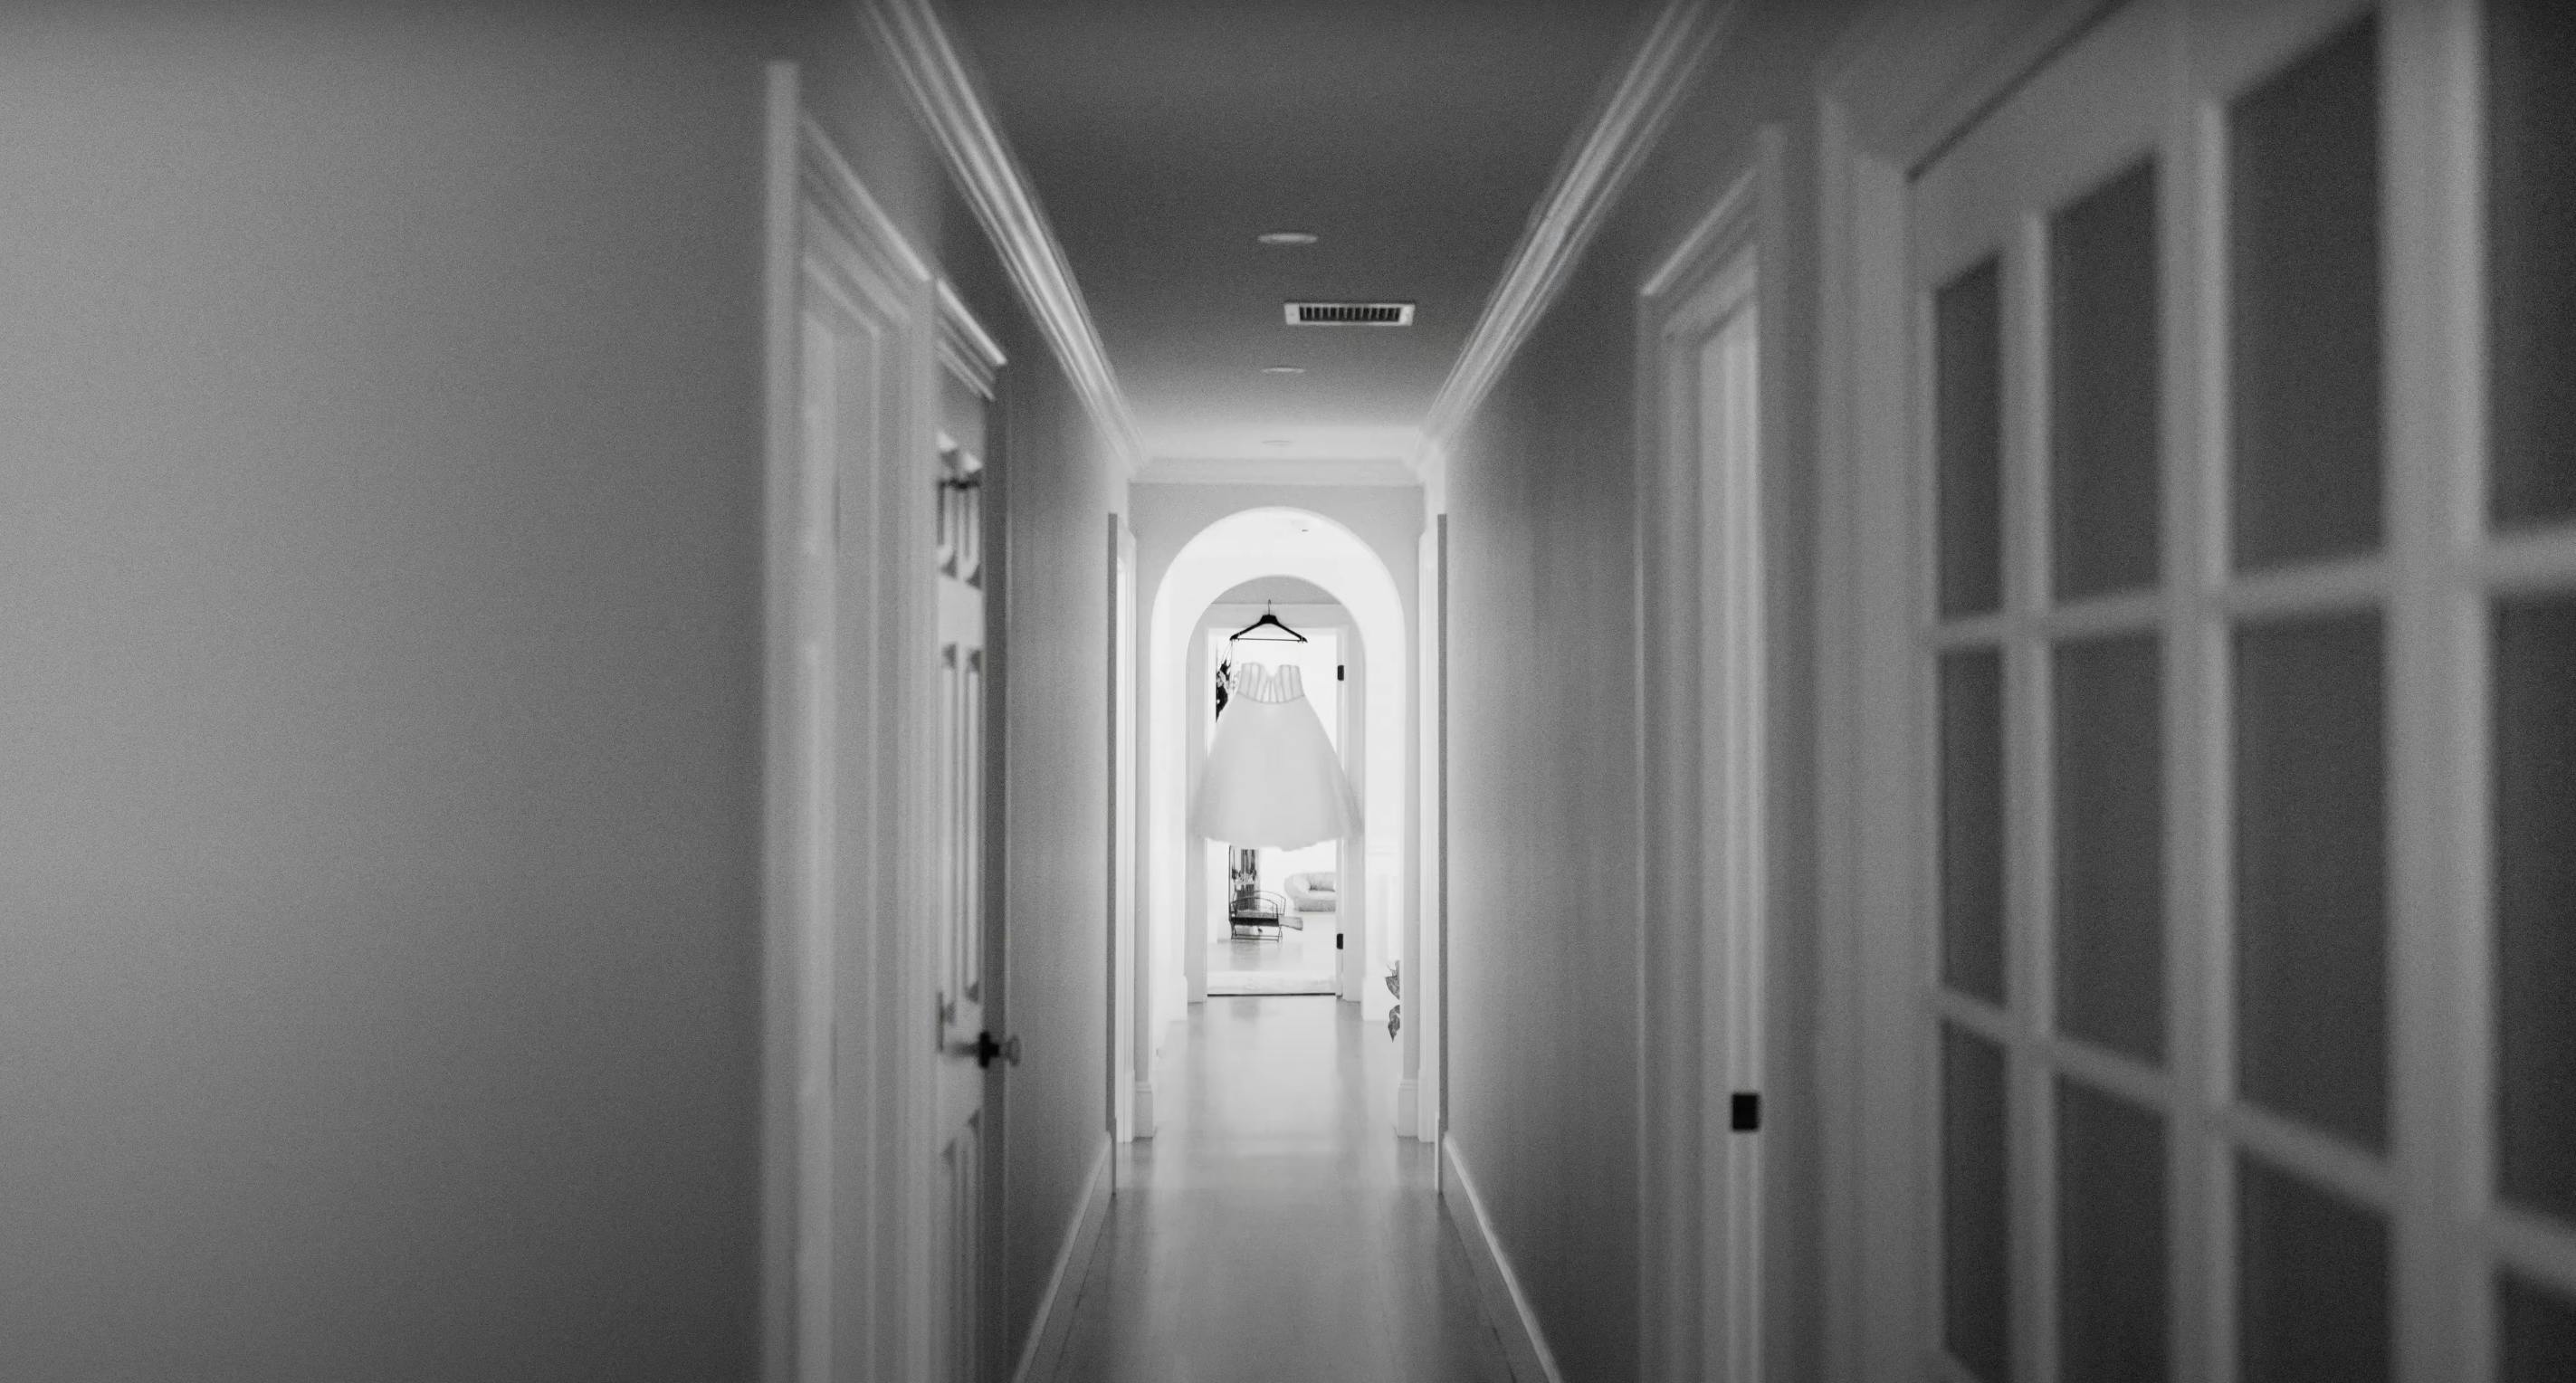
[1198,597,1347,997]
[1131,504,1416,1148]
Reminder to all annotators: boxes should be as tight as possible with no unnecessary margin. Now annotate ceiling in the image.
[941,0,1647,474]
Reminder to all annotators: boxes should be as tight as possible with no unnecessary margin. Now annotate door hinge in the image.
[1731,1092,1761,1132]
[1337,664,1345,682]
[1335,933,1344,950]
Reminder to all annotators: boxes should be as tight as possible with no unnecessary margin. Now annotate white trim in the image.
[797,110,931,290]
[937,279,1007,394]
[1443,1136,1565,1383]
[1409,516,1445,1145]
[758,62,802,1383]
[1636,129,1784,1383]
[1414,0,1742,470]
[1818,6,2116,1377]
[1111,518,1150,1143]
[1639,161,1762,300]
[1006,1139,1113,1383]
[1813,5,2114,1376]
[1132,1081,1157,1140]
[1816,0,2111,169]
[863,0,1149,475]
[777,92,944,1383]
[1132,456,1420,488]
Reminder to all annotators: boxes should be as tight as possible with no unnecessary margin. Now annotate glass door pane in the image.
[2050,160,2162,600]
[2054,634,2164,1063]
[2228,17,2382,569]
[2232,615,2387,1149]
[2237,1154,2390,1383]
[2493,596,2576,1222]
[1942,649,2008,1005]
[2057,1079,2167,1381]
[1943,1024,2012,1382]
[1938,259,2008,617]
[2502,1273,2576,1383]
[2488,3,2576,526]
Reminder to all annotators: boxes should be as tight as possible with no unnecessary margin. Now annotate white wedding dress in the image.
[1188,661,1360,849]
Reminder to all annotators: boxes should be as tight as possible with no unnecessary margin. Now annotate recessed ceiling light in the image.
[1261,366,1307,375]
[1257,231,1318,246]
[1263,439,1294,447]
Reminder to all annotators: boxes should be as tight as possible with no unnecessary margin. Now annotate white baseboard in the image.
[1441,1135,1565,1383]
[1008,1138,1113,1383]
[1395,1078,1420,1139]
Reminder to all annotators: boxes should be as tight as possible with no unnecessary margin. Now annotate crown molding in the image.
[863,0,1149,475]
[1413,0,1741,469]
[936,279,1007,397]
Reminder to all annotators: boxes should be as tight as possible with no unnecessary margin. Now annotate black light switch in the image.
[1730,1092,1761,1132]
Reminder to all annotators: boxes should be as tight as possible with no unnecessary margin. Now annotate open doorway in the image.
[1197,593,1350,997]
[1131,505,1414,1140]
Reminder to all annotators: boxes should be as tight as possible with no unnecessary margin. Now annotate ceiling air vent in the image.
[1285,301,1415,327]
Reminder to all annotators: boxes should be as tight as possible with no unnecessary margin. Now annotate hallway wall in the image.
[1131,482,1423,623]
[0,4,1121,1377]
[1437,2,1861,1378]
[0,5,789,1378]
[977,249,1123,1354]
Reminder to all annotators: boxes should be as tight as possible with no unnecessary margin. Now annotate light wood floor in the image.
[1047,997,1512,1382]
[1208,924,1337,996]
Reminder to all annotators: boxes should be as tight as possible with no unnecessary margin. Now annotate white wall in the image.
[1132,484,1423,625]
[0,6,787,1377]
[1435,2,1858,1376]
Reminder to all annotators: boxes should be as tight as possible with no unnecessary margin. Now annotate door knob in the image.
[959,1031,1020,1069]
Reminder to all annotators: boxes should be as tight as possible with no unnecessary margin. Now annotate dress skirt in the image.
[1188,661,1360,850]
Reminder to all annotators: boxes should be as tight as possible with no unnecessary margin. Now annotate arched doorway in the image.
[1132,507,1408,1132]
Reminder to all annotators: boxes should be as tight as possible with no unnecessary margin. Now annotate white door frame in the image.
[1636,129,1788,1383]
[1111,516,1147,1141]
[1812,9,2112,1374]
[761,67,959,1383]
[1406,517,1445,1143]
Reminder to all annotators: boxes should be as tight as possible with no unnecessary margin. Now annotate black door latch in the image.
[971,1031,1021,1069]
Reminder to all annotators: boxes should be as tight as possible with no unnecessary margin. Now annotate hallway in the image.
[11,1,2576,1379]
[1052,999,1508,1383]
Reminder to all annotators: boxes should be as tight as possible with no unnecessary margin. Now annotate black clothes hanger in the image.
[1228,601,1308,644]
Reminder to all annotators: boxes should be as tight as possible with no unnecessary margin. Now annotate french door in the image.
[1899,1,2576,1379]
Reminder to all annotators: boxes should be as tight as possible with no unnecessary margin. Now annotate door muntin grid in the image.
[1900,5,2495,1379]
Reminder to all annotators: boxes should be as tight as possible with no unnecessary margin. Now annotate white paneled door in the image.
[777,101,1015,1383]
[929,295,1004,1383]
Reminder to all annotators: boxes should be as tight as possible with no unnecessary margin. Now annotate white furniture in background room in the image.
[1283,871,1338,914]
